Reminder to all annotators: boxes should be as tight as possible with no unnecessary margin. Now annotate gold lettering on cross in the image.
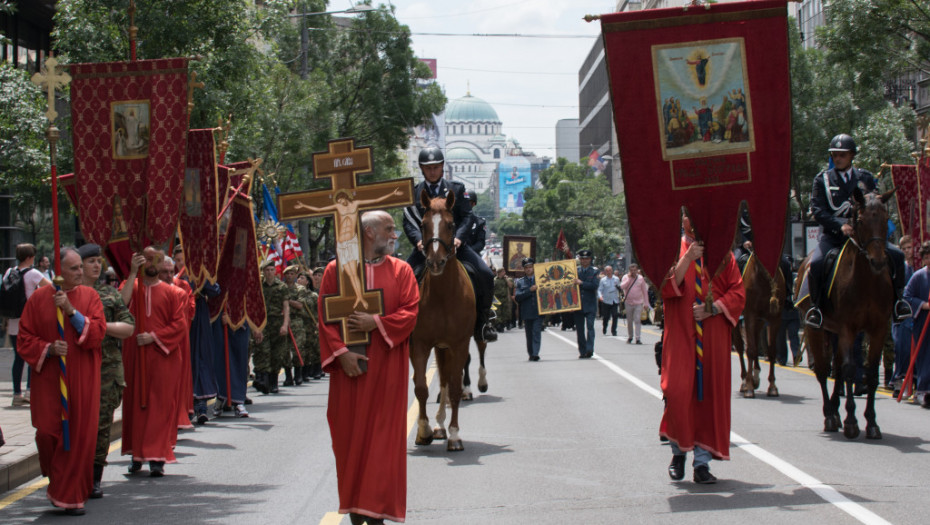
[31,55,71,123]
[278,138,413,345]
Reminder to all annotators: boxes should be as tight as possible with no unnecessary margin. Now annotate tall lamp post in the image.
[289,3,376,79]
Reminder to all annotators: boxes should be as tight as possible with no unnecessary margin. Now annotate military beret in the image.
[261,260,276,270]
[283,265,298,274]
[577,249,593,258]
[522,257,535,267]
[312,267,325,275]
[77,243,101,260]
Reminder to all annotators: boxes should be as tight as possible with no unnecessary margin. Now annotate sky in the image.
[338,1,616,160]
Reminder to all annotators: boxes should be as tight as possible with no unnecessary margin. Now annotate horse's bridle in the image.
[423,236,456,266]
[849,196,888,270]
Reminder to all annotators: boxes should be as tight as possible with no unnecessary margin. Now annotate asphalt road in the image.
[2,320,929,524]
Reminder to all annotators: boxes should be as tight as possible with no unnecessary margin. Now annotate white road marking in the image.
[546,330,892,525]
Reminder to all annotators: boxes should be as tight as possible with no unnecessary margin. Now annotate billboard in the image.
[498,156,532,215]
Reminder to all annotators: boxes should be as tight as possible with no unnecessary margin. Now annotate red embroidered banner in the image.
[60,173,133,279]
[69,58,189,250]
[179,129,219,292]
[601,1,791,284]
[208,193,266,331]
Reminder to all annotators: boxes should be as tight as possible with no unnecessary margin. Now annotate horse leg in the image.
[432,348,448,441]
[462,351,474,401]
[412,345,434,446]
[766,320,780,397]
[445,342,470,452]
[839,331,860,439]
[743,318,761,398]
[734,321,750,395]
[809,328,841,432]
[864,326,887,439]
[477,340,488,393]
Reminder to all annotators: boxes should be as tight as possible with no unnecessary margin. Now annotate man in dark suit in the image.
[402,147,497,342]
[514,258,541,361]
[573,249,600,358]
[805,133,910,328]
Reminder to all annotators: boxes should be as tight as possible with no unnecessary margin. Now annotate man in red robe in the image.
[119,247,189,477]
[159,256,196,432]
[660,214,745,484]
[319,210,419,524]
[18,247,107,515]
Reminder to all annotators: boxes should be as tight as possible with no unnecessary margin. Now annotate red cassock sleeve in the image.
[370,261,419,350]
[174,277,196,325]
[17,286,107,373]
[319,261,348,371]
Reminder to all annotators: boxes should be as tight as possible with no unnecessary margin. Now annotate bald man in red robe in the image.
[18,247,107,515]
[119,247,189,477]
[319,211,419,525]
[660,214,745,484]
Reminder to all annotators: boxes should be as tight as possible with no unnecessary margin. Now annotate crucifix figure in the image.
[278,138,413,345]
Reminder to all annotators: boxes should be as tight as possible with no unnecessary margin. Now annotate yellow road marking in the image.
[0,478,49,511]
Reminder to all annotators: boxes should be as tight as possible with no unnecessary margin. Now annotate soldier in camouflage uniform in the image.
[493,267,512,331]
[282,265,310,386]
[79,244,135,499]
[252,261,291,394]
[297,270,322,381]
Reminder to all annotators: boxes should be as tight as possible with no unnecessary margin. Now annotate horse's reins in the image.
[848,195,889,269]
[423,236,456,265]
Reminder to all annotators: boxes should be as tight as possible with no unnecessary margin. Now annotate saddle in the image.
[736,252,751,275]
[795,243,847,309]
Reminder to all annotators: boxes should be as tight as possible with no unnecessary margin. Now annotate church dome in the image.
[446,94,500,123]
[446,147,481,162]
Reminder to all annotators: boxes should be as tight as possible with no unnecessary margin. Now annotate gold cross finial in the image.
[188,71,205,115]
[31,55,71,123]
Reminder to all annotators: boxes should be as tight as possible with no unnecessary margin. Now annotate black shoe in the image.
[693,465,717,484]
[294,368,303,385]
[611,332,617,336]
[668,455,685,481]
[894,299,913,321]
[254,373,269,394]
[244,396,253,405]
[128,461,142,474]
[90,464,104,499]
[805,306,823,328]
[196,413,208,425]
[149,461,165,477]
[63,508,86,516]
[635,339,642,345]
[602,327,607,335]
[530,355,540,361]
[270,374,280,394]
[854,384,868,396]
[283,378,294,387]
[627,337,633,344]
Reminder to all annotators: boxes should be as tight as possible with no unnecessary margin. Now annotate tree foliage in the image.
[490,159,626,264]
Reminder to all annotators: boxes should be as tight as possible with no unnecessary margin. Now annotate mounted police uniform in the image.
[806,134,909,327]
[465,192,487,254]
[402,148,497,342]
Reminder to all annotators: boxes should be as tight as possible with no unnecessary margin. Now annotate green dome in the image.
[446,147,481,162]
[445,94,500,123]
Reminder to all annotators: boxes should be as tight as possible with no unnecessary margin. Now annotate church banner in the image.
[69,58,189,250]
[179,129,220,292]
[600,1,791,285]
[208,194,266,331]
[890,163,928,268]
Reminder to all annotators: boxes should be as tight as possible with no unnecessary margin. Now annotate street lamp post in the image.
[289,3,376,79]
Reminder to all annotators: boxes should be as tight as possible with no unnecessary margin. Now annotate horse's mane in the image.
[427,197,449,213]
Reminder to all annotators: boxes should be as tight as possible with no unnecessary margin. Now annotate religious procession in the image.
[3,0,930,524]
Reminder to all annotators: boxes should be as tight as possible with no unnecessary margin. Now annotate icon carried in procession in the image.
[503,235,536,278]
[277,138,414,345]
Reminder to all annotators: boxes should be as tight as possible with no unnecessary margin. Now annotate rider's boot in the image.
[805,264,824,329]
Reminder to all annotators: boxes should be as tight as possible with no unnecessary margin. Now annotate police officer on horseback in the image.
[805,133,911,328]
[465,191,487,254]
[402,147,498,342]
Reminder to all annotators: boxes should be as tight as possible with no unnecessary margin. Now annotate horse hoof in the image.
[752,370,761,390]
[478,382,488,394]
[866,426,882,440]
[447,439,464,452]
[462,391,473,401]
[415,435,434,446]
[844,424,860,439]
[739,383,747,393]
[432,428,447,441]
[824,417,840,433]
[742,389,755,399]
[767,386,779,397]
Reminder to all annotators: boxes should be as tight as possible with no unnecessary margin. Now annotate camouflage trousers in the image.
[304,327,321,366]
[289,319,307,367]
[95,381,124,466]
[251,318,289,374]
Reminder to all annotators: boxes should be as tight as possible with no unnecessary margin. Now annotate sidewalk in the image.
[0,346,124,493]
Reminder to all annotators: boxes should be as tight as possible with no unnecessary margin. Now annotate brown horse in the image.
[733,254,787,398]
[462,342,488,401]
[795,189,895,439]
[410,190,474,451]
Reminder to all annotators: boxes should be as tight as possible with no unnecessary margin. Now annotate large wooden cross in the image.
[278,138,413,345]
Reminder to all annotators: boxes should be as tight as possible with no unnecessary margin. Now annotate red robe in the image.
[121,281,188,463]
[319,256,419,523]
[660,239,745,460]
[17,285,106,509]
[173,277,196,430]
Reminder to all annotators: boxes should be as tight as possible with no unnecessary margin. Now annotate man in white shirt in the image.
[597,266,621,336]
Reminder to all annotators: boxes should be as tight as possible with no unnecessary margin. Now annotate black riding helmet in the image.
[828,134,857,154]
[418,147,444,165]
